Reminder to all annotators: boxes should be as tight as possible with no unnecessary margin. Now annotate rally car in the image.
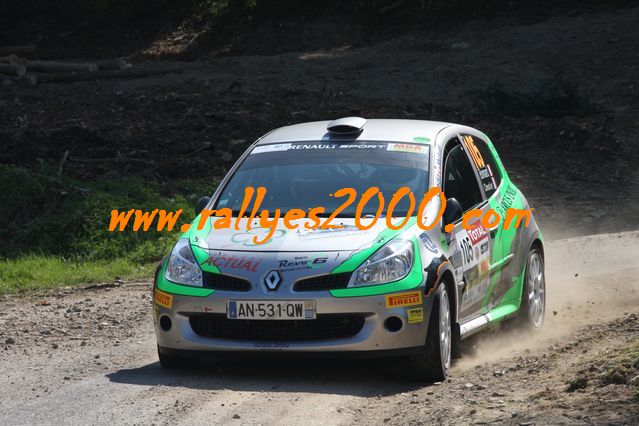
[153,117,545,380]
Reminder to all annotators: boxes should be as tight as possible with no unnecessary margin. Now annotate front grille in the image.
[202,272,251,292]
[293,272,352,292]
[189,314,365,341]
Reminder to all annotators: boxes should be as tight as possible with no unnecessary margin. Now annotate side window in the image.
[460,134,502,198]
[443,144,483,212]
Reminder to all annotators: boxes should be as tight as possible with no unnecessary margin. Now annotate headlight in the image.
[349,239,414,287]
[164,239,203,287]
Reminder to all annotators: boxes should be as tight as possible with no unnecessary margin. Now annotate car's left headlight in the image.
[349,239,414,287]
[164,239,203,287]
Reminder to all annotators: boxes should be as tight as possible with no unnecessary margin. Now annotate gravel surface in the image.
[1,231,638,425]
[2,6,639,424]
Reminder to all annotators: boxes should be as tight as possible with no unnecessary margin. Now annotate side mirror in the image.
[443,198,463,230]
[195,196,211,216]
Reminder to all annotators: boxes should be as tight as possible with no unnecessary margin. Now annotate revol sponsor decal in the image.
[278,254,329,271]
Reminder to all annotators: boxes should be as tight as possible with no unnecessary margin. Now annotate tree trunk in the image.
[0,45,36,56]
[0,54,19,64]
[93,59,132,70]
[34,68,173,83]
[26,61,99,73]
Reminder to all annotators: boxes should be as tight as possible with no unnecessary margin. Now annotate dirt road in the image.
[1,231,638,425]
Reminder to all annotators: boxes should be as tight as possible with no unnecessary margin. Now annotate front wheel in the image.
[407,282,452,381]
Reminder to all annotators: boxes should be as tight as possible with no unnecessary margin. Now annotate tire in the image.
[407,282,452,381]
[513,247,546,332]
[157,346,190,369]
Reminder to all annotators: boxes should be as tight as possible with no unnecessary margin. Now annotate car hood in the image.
[188,217,403,252]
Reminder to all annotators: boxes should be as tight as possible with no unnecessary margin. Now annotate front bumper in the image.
[153,287,434,354]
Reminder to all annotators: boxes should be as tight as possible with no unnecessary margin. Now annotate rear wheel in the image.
[513,248,545,331]
[408,282,452,381]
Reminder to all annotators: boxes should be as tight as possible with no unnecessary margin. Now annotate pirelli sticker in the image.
[154,289,173,309]
[385,291,422,308]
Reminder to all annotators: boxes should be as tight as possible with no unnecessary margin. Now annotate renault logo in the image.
[263,270,282,291]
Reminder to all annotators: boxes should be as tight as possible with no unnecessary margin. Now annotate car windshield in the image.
[214,141,430,217]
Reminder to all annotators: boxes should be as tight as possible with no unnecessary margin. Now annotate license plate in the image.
[227,300,316,320]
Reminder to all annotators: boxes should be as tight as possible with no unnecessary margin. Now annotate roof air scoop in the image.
[326,117,367,134]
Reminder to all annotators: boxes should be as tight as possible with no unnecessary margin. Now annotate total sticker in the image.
[407,307,424,323]
[154,289,173,309]
[386,291,423,308]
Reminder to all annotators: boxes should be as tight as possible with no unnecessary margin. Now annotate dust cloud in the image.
[454,230,639,371]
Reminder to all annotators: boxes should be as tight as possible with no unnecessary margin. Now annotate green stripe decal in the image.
[192,244,221,274]
[494,254,526,310]
[481,180,522,311]
[331,218,417,275]
[156,260,214,297]
[330,238,423,298]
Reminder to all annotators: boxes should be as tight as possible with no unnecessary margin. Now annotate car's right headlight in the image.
[349,239,414,287]
[164,238,203,287]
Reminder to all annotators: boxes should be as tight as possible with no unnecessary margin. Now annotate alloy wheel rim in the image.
[439,289,452,369]
[527,252,545,328]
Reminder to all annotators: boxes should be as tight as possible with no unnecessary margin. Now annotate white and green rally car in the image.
[154,117,545,380]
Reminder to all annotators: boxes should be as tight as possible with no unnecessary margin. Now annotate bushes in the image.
[0,163,214,292]
[0,164,209,263]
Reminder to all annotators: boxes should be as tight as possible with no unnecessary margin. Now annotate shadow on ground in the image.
[107,356,429,397]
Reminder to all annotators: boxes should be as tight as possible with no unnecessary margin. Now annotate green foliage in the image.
[0,163,216,293]
[0,254,154,293]
[0,164,213,263]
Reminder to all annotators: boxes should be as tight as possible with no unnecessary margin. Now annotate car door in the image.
[459,133,517,311]
[442,137,491,322]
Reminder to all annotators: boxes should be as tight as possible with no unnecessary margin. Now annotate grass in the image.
[0,255,156,294]
[0,164,216,294]
[597,337,639,401]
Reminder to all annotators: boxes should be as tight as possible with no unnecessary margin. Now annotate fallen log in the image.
[35,67,179,83]
[93,59,132,70]
[26,61,98,73]
[0,63,26,76]
[0,54,19,64]
[0,44,36,56]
